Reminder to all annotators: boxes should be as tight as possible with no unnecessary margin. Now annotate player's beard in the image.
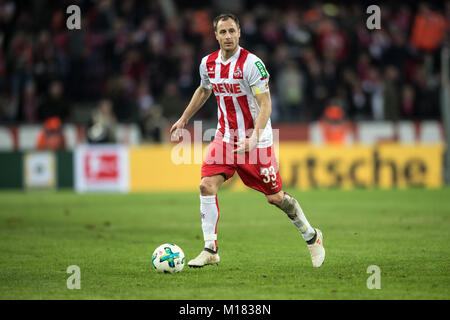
[221,40,238,56]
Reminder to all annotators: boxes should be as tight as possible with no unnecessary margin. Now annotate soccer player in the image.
[170,13,325,268]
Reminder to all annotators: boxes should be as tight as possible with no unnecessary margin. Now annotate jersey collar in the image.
[219,46,241,64]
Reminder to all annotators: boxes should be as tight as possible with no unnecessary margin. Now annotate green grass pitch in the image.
[0,188,449,299]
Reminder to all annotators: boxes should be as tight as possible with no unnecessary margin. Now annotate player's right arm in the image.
[170,86,212,139]
[170,56,213,139]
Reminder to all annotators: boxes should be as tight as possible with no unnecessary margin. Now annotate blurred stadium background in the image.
[0,0,449,192]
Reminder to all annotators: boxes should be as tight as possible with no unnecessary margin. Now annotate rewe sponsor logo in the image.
[212,82,242,95]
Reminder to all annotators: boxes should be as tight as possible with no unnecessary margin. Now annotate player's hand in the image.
[233,134,258,154]
[170,118,187,141]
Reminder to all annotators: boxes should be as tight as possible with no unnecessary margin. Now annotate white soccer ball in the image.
[152,243,185,273]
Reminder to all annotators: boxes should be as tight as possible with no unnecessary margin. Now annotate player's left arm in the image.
[233,91,271,154]
[234,57,271,154]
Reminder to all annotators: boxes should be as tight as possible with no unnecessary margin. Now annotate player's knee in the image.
[267,197,278,206]
[199,180,217,196]
[266,191,283,207]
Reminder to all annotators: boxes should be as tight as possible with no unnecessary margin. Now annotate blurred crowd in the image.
[0,0,449,142]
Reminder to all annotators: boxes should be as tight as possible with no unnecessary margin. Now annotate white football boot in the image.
[307,229,325,268]
[187,249,220,268]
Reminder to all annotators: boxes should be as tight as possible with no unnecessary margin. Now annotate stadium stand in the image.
[0,0,448,148]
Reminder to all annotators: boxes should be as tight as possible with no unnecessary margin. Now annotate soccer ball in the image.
[152,243,185,273]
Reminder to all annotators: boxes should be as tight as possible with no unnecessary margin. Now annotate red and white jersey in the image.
[199,46,273,148]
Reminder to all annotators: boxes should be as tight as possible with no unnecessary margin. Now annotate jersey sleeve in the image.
[245,56,270,95]
[199,58,212,89]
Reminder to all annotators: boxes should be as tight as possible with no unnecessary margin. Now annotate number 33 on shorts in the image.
[261,166,277,183]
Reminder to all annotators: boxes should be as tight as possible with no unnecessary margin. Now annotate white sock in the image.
[200,195,220,252]
[279,193,316,242]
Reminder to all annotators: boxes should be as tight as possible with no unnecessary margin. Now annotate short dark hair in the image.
[213,13,240,31]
